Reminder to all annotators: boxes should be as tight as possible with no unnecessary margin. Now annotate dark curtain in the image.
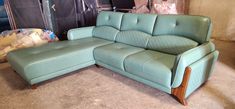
[83,0,98,26]
[54,0,79,36]
[111,0,135,9]
[7,0,45,28]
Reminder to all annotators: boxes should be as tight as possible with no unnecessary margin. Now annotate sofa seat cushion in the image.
[7,37,113,83]
[94,43,144,70]
[124,50,176,88]
[147,35,199,55]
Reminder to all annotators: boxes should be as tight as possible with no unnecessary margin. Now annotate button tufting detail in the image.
[136,18,139,24]
[107,15,110,20]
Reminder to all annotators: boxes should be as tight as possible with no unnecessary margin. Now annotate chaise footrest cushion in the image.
[7,37,113,84]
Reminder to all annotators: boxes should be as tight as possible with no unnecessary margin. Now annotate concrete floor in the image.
[0,40,234,109]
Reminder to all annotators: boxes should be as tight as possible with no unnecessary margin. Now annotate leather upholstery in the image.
[116,30,151,48]
[67,26,94,40]
[7,12,218,99]
[185,51,219,98]
[153,15,212,44]
[124,50,176,89]
[94,43,144,70]
[96,61,171,94]
[120,13,157,34]
[96,11,123,29]
[147,35,199,55]
[7,38,112,84]
[96,61,172,93]
[93,26,119,41]
[171,42,215,88]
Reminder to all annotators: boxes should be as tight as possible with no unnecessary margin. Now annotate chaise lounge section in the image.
[7,11,219,105]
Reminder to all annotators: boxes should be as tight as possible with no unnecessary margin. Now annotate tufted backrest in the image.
[93,12,212,53]
[93,11,123,41]
[115,13,157,48]
[96,11,124,29]
[120,13,157,34]
[152,15,212,44]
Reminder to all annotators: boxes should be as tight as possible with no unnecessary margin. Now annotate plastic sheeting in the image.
[0,6,7,17]
[5,0,98,40]
[150,0,189,14]
[0,0,3,6]
[151,0,177,14]
[131,0,150,13]
[111,0,135,12]
[42,0,57,34]
[83,0,98,26]
[54,0,80,38]
[0,29,58,62]
[5,0,45,29]
[0,6,10,32]
[51,0,97,39]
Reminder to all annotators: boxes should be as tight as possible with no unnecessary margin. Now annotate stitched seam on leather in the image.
[205,21,212,42]
[151,15,158,36]
[119,13,125,31]
[123,49,145,71]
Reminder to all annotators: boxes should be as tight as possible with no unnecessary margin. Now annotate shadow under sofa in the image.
[7,11,219,106]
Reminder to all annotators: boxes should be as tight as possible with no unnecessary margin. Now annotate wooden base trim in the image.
[172,67,192,106]
[31,84,38,90]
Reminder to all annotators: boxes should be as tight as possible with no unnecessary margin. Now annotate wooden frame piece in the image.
[31,84,38,90]
[171,67,191,106]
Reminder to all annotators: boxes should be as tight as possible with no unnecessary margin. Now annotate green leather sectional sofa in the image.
[7,11,219,105]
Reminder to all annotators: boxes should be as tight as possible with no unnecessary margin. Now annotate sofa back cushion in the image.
[94,11,123,41]
[116,30,151,48]
[153,15,212,44]
[96,11,124,29]
[115,13,157,48]
[93,26,119,41]
[147,35,199,55]
[120,13,157,34]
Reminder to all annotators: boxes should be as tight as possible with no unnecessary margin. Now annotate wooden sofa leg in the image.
[31,84,38,90]
[172,67,192,106]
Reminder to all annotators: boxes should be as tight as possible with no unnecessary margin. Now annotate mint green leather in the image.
[96,61,171,93]
[171,42,215,88]
[94,43,144,70]
[7,11,218,101]
[30,61,95,84]
[7,38,112,84]
[93,26,119,41]
[120,13,157,34]
[96,11,124,29]
[124,50,176,89]
[67,26,94,40]
[116,30,151,48]
[147,35,199,55]
[185,51,219,98]
[153,15,211,44]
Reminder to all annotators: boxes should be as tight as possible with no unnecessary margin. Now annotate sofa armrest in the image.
[185,51,219,97]
[171,42,216,88]
[67,26,95,40]
[171,51,218,105]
